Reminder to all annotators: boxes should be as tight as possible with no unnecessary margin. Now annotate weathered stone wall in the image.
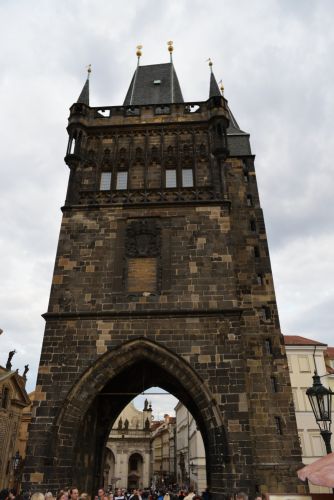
[23,98,304,498]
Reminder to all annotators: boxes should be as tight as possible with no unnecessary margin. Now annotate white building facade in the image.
[175,402,207,494]
[284,335,333,494]
[105,401,152,491]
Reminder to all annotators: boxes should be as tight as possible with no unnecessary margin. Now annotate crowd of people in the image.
[0,486,220,500]
[0,487,265,500]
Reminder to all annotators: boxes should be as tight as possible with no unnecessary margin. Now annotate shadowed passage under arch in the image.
[51,338,228,494]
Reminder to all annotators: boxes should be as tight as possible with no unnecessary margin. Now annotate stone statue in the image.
[144,417,150,430]
[6,350,16,370]
[23,364,29,380]
[118,417,122,429]
[144,398,148,411]
[124,418,129,430]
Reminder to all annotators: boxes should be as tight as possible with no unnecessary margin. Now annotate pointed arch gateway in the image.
[51,338,228,494]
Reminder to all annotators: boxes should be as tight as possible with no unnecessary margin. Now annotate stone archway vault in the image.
[49,338,228,492]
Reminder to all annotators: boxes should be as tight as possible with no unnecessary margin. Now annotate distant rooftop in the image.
[284,335,327,347]
[325,347,334,357]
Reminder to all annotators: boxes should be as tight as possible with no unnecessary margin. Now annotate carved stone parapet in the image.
[75,187,226,207]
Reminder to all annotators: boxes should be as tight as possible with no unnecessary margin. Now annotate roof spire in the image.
[208,59,221,99]
[77,65,91,105]
[130,44,143,105]
[168,41,175,102]
[167,40,174,62]
[136,44,143,66]
[208,58,213,73]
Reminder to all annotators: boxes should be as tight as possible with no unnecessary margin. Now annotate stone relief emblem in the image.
[126,219,160,257]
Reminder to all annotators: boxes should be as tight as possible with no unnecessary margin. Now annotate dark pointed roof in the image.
[226,104,252,156]
[209,71,221,98]
[124,63,184,105]
[227,105,247,134]
[77,78,89,105]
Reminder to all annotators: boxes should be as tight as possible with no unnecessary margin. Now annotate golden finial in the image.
[207,58,213,67]
[167,40,174,53]
[136,44,143,58]
[86,64,92,78]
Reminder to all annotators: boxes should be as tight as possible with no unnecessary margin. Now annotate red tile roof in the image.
[325,347,334,358]
[283,335,327,347]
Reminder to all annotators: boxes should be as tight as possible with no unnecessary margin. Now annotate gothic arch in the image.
[50,338,227,492]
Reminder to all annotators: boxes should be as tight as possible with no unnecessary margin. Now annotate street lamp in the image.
[11,451,23,491]
[306,371,333,453]
[12,451,22,473]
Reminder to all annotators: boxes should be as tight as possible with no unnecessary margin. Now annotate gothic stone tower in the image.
[23,50,304,498]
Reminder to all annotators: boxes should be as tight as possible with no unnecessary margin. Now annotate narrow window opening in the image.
[244,171,249,183]
[70,137,76,154]
[216,123,223,137]
[265,338,272,355]
[166,169,177,188]
[100,172,112,191]
[254,245,260,258]
[182,169,194,187]
[117,171,128,190]
[270,376,278,393]
[250,220,256,232]
[263,306,271,320]
[257,274,264,285]
[274,416,283,435]
[247,194,253,206]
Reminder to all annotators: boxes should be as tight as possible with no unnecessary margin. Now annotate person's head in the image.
[97,491,104,500]
[79,494,89,500]
[31,494,45,500]
[236,493,248,500]
[70,489,79,500]
[56,492,67,500]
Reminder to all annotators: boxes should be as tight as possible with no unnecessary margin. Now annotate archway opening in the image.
[54,340,226,496]
[103,387,208,496]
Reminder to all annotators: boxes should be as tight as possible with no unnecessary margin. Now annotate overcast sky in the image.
[0,1,333,415]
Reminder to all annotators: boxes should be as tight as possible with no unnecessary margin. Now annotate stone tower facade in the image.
[23,52,304,498]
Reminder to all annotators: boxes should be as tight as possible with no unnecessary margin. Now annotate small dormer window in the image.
[153,80,161,85]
